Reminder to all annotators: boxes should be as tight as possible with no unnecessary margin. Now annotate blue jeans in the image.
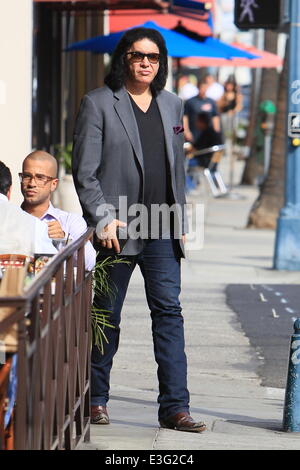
[91,238,190,420]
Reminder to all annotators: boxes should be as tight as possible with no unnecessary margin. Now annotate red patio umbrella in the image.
[179,42,283,68]
[109,9,212,37]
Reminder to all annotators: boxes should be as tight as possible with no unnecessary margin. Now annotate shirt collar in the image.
[0,193,8,202]
[41,202,59,221]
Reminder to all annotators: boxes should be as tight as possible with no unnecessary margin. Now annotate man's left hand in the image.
[47,220,65,239]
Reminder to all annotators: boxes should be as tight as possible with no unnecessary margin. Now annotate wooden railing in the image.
[0,228,94,450]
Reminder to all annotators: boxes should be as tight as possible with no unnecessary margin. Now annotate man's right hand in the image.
[47,220,65,239]
[184,130,194,143]
[97,219,127,253]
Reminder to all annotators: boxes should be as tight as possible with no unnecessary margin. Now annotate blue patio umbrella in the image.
[173,22,260,60]
[66,21,258,60]
[204,36,259,58]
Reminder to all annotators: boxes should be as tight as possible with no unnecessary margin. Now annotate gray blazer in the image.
[72,85,188,257]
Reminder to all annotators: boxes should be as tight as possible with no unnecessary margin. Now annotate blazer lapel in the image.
[156,92,175,169]
[114,87,144,174]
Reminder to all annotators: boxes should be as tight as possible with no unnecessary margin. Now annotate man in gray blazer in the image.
[72,27,206,433]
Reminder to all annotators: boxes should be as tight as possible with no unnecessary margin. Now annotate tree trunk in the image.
[240,69,260,185]
[241,31,279,185]
[247,42,287,229]
[240,30,264,185]
[242,31,280,187]
[259,30,280,105]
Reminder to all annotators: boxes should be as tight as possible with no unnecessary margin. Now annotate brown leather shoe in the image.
[159,412,206,433]
[91,406,110,425]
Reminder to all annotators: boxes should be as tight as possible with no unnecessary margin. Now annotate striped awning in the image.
[33,0,170,9]
[33,0,214,12]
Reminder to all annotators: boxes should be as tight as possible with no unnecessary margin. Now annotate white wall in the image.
[0,0,32,204]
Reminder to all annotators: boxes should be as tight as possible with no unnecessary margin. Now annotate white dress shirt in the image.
[40,203,96,271]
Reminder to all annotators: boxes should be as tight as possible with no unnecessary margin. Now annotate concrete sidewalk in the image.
[85,165,300,450]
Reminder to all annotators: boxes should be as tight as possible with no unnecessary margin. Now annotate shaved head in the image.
[23,150,58,178]
[21,150,59,211]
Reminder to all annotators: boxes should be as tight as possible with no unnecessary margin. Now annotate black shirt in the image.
[129,95,173,237]
[194,126,223,151]
[184,96,219,141]
[194,126,223,168]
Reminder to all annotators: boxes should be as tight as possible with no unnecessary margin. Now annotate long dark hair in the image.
[224,74,238,94]
[104,27,168,95]
[0,161,12,196]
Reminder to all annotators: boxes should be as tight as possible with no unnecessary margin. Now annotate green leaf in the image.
[91,256,130,354]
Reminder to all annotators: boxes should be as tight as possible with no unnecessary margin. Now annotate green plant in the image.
[91,306,114,355]
[91,256,130,354]
[55,142,73,174]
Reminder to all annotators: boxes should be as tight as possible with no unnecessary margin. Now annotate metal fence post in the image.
[283,318,300,432]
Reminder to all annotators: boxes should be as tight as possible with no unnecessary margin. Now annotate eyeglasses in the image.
[19,172,56,187]
[125,51,160,64]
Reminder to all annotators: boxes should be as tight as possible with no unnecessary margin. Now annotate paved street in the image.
[227,283,300,388]
[83,161,300,450]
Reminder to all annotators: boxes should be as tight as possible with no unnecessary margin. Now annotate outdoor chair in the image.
[186,144,228,197]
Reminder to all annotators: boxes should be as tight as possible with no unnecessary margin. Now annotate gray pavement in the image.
[84,161,300,450]
[227,283,300,388]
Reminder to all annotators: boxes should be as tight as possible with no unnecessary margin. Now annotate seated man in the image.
[20,151,96,271]
[185,113,225,194]
[189,113,223,171]
[0,161,56,256]
[192,112,224,170]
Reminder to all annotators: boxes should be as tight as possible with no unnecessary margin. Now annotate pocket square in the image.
[173,126,184,135]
